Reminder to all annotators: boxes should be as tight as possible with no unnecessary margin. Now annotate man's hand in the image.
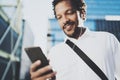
[30,60,56,80]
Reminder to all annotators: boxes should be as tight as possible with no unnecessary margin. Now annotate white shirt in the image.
[48,28,120,80]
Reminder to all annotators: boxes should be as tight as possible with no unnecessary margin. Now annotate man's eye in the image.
[68,11,72,14]
[67,10,75,14]
[57,16,61,20]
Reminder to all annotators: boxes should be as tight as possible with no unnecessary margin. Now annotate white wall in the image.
[20,21,34,79]
[22,0,53,53]
[20,0,54,79]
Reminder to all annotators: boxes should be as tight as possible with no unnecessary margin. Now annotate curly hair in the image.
[52,0,87,20]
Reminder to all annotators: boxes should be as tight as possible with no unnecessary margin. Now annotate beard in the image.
[64,27,80,38]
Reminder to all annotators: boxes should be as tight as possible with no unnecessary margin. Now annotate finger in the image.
[43,71,57,80]
[36,65,52,76]
[30,60,41,72]
[30,65,53,79]
[38,71,57,80]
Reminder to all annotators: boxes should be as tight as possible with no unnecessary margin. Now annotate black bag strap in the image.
[66,39,108,80]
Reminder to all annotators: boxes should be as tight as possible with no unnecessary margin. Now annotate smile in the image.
[64,24,73,31]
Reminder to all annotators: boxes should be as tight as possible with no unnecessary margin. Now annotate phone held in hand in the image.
[24,47,56,80]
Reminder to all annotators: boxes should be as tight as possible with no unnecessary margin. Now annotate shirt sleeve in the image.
[111,34,120,80]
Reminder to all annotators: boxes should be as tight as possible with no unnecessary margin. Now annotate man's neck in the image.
[70,27,86,39]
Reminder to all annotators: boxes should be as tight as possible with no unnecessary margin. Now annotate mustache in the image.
[63,21,75,29]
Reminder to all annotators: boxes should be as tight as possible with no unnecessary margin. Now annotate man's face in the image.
[55,0,79,37]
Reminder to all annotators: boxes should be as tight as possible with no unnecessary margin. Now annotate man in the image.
[30,0,120,80]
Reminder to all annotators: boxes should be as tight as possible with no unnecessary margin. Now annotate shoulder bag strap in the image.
[65,39,108,80]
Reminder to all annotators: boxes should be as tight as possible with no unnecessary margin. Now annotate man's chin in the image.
[64,30,74,37]
[65,33,74,38]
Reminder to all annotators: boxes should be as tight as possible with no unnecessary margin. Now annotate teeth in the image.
[63,24,69,29]
[65,24,70,28]
[66,25,72,31]
[63,23,73,31]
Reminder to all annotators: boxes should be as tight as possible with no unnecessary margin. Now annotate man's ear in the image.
[79,2,87,21]
[77,11,84,27]
[80,9,86,21]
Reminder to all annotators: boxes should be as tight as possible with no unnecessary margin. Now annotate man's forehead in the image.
[55,1,73,14]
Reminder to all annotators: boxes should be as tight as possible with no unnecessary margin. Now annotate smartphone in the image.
[24,47,56,80]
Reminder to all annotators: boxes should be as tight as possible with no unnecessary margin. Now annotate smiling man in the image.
[29,0,120,80]
[54,0,86,39]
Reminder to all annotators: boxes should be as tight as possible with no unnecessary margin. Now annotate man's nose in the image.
[62,16,69,25]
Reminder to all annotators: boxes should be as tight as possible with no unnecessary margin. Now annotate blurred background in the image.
[0,0,120,80]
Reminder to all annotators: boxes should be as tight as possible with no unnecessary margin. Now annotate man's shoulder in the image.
[91,30,114,37]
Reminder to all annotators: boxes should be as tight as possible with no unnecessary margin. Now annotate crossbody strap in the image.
[66,39,108,80]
